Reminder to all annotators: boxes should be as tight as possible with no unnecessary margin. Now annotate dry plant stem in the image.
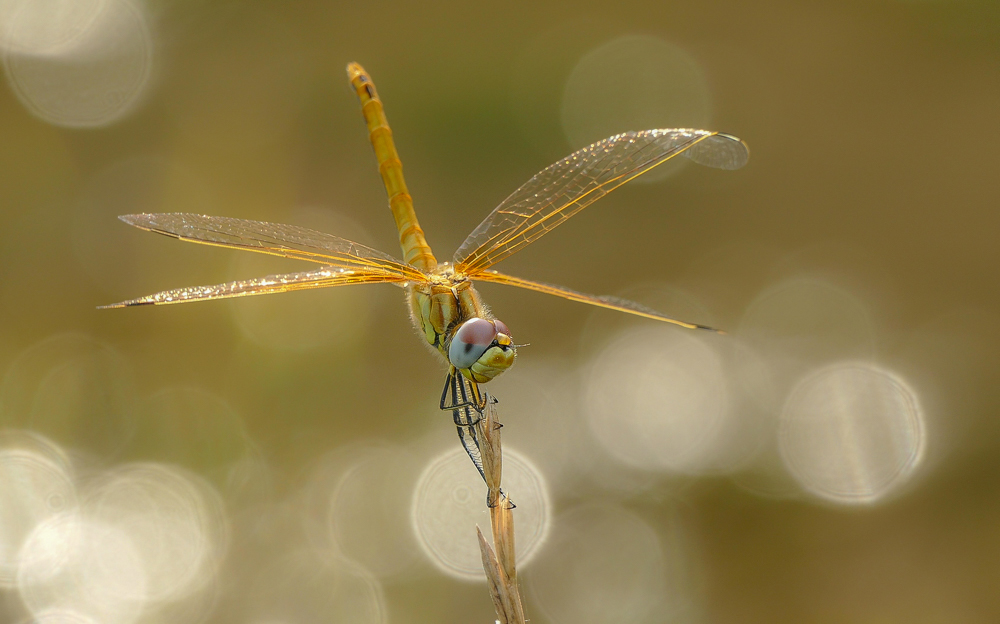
[475,396,526,624]
[478,396,503,505]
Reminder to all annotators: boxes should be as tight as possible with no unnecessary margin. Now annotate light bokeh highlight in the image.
[0,432,229,624]
[561,34,711,181]
[18,513,149,624]
[526,503,699,624]
[584,325,732,475]
[736,277,877,406]
[411,446,550,581]
[0,334,137,458]
[1,0,153,128]
[325,443,423,579]
[28,608,101,624]
[779,362,925,504]
[84,463,228,602]
[243,548,386,624]
[0,436,76,587]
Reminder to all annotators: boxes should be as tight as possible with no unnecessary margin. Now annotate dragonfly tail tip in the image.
[693,323,726,335]
[346,62,366,80]
[97,299,152,309]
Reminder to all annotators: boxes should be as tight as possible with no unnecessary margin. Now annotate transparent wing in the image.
[454,130,748,274]
[99,266,408,308]
[473,270,722,332]
[118,213,427,281]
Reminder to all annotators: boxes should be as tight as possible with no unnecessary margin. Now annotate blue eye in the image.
[448,318,497,369]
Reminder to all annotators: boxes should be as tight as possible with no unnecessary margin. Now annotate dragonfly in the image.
[102,63,748,479]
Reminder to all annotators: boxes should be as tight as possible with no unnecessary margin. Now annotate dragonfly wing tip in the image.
[97,299,152,309]
[118,213,151,229]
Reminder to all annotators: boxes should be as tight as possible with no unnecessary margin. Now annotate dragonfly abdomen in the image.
[347,62,437,272]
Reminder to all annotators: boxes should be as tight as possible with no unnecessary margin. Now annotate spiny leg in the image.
[440,370,512,504]
[448,371,486,484]
[439,367,488,412]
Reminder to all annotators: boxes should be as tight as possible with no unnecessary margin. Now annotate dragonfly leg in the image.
[455,409,487,484]
[486,488,516,509]
[439,368,488,412]
[445,367,487,483]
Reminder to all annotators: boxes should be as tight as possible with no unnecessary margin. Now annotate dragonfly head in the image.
[448,317,516,383]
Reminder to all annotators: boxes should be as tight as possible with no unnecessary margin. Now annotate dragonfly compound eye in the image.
[449,318,498,369]
[493,319,511,339]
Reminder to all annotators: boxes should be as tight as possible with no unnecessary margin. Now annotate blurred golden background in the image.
[2,0,999,622]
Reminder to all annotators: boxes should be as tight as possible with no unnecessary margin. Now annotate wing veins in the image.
[122,213,427,280]
[473,270,722,332]
[460,140,690,273]
[100,267,407,308]
[455,131,719,275]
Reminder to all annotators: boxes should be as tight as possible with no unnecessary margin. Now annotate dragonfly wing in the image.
[474,270,722,332]
[99,266,408,308]
[453,130,748,274]
[119,213,426,280]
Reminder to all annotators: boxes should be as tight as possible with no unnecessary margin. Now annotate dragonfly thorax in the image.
[407,279,515,383]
